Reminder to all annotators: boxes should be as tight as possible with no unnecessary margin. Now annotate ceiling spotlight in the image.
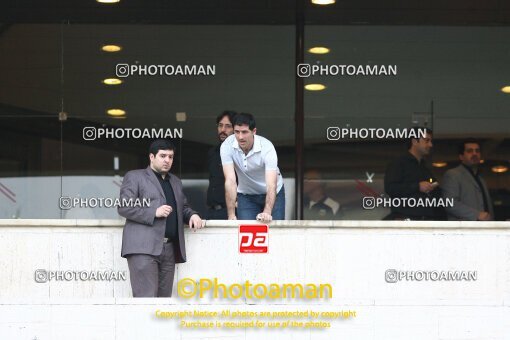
[107,109,126,117]
[308,47,330,54]
[500,86,510,93]
[305,84,326,91]
[97,0,120,3]
[102,78,123,85]
[491,165,508,173]
[101,45,122,52]
[432,162,448,168]
[176,112,187,122]
[311,0,336,4]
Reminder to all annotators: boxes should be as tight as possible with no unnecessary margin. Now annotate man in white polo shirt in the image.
[220,113,285,222]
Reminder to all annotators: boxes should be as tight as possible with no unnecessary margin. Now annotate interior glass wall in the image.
[303,26,510,220]
[0,24,295,219]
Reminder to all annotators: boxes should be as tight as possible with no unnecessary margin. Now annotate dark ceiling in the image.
[2,0,510,26]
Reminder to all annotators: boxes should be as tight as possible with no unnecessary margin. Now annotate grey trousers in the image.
[126,242,176,297]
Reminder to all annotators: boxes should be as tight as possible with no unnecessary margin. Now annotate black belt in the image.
[209,204,225,210]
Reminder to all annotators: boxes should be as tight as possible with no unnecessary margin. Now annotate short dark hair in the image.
[406,127,432,149]
[216,110,237,125]
[149,139,175,156]
[233,113,256,130]
[458,138,481,155]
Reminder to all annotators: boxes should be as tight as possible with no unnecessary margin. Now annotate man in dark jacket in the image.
[119,139,204,297]
[206,110,237,219]
[384,128,445,220]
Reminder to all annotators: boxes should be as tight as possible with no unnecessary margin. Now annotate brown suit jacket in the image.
[118,166,197,263]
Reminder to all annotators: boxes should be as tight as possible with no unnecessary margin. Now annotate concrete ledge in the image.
[0,219,509,229]
[0,297,507,307]
[0,218,509,339]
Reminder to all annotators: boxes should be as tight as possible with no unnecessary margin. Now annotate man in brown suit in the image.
[118,139,204,297]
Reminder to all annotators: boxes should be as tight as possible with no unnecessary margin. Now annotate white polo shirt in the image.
[220,134,283,195]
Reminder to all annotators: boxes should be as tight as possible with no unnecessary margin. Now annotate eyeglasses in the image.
[217,123,233,129]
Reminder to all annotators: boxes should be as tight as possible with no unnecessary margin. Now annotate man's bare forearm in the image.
[225,179,237,217]
[263,185,276,214]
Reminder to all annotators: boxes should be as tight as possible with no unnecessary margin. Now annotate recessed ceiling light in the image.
[432,162,448,168]
[491,165,508,173]
[107,109,126,117]
[305,84,326,91]
[501,86,510,93]
[101,45,122,52]
[308,47,330,54]
[311,0,336,5]
[97,0,120,3]
[176,112,187,122]
[102,78,123,85]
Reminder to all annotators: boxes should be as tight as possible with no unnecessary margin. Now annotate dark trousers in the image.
[205,207,228,220]
[126,242,176,297]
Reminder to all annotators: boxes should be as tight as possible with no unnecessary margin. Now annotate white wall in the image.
[0,219,509,339]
